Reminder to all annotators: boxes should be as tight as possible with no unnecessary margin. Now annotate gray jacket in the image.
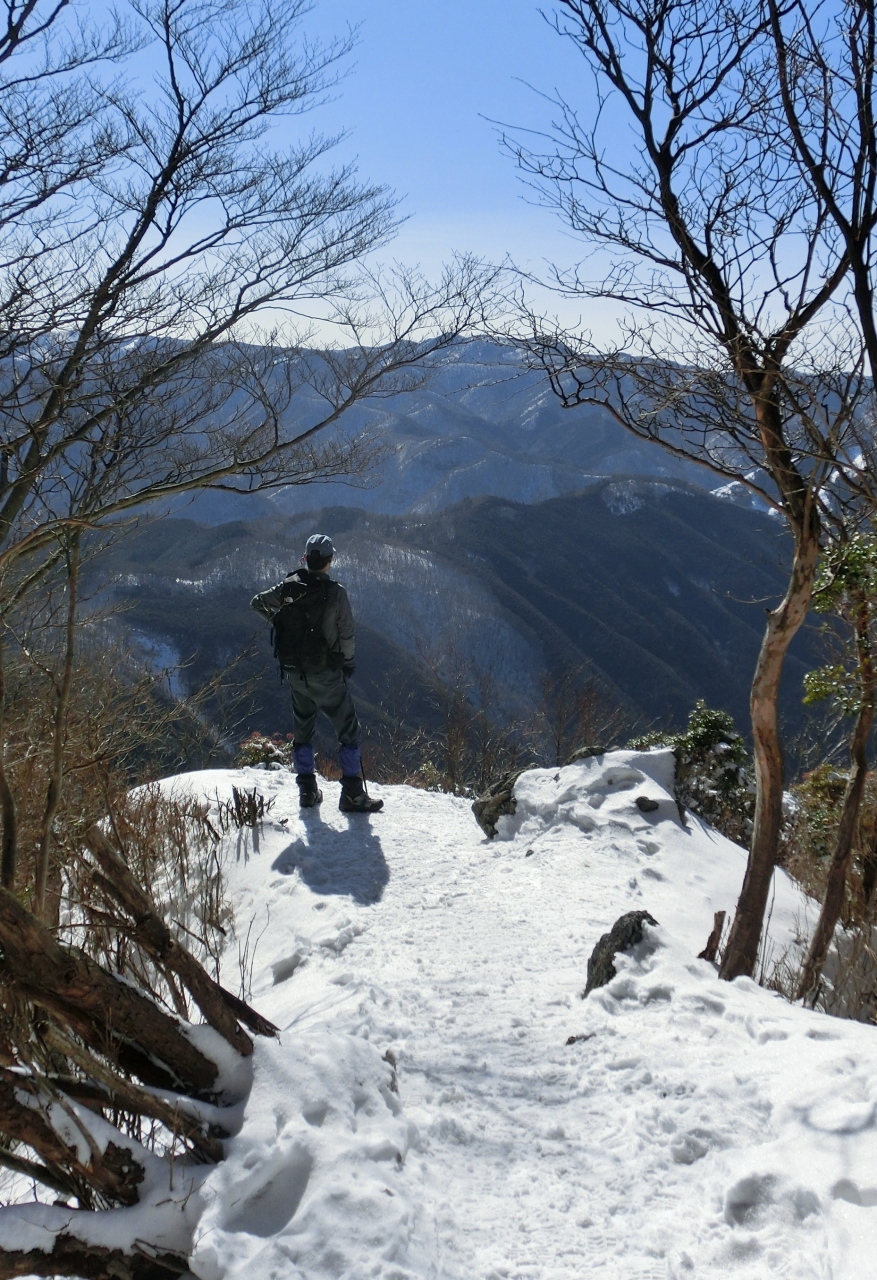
[250,568,355,664]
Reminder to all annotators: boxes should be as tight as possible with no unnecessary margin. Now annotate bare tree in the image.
[503,0,876,979]
[761,3,877,995]
[0,0,498,580]
[0,0,498,883]
[33,530,79,915]
[768,0,877,378]
[413,638,532,794]
[535,664,631,765]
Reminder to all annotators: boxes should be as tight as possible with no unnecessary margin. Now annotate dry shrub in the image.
[0,774,241,1168]
[1,624,227,909]
[67,777,280,1025]
[781,764,877,924]
[773,765,877,1021]
[236,731,291,768]
[0,578,266,1195]
[762,922,877,1023]
[61,784,233,1029]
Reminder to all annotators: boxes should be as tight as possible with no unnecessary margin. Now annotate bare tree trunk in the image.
[720,528,821,979]
[0,1147,74,1198]
[35,534,79,919]
[698,910,727,963]
[0,633,16,889]
[42,1022,224,1163]
[862,830,877,907]
[796,597,876,1001]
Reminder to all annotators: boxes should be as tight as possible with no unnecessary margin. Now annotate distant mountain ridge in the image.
[172,340,715,524]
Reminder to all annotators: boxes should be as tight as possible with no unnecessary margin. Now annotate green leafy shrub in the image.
[781,763,877,916]
[630,700,753,843]
[803,530,877,719]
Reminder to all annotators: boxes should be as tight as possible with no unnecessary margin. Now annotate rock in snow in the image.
[471,768,526,838]
[583,909,660,996]
[12,748,877,1279]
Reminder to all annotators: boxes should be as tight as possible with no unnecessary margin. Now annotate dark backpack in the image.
[271,575,335,675]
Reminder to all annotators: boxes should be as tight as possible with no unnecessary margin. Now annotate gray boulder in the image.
[583,910,659,996]
[472,769,527,838]
[566,745,608,764]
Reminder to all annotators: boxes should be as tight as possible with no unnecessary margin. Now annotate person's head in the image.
[304,532,334,572]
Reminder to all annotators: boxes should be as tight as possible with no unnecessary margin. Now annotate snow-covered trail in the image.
[178,753,877,1280]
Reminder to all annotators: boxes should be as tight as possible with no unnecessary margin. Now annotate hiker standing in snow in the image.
[250,534,383,813]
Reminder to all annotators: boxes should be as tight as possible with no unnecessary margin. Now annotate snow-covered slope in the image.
[163,751,877,1279]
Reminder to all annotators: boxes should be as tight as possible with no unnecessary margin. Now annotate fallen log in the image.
[84,825,277,1047]
[0,887,217,1097]
[0,1235,189,1279]
[42,1026,224,1163]
[0,1069,144,1206]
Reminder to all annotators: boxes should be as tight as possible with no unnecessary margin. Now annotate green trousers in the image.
[289,670,361,775]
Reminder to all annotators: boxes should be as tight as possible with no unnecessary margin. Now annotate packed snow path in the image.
[179,752,877,1280]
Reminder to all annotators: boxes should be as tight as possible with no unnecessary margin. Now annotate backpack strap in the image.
[270,573,304,681]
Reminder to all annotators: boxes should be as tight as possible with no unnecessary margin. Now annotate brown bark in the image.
[84,825,277,1048]
[0,1068,144,1205]
[863,833,877,906]
[0,1146,73,1198]
[697,910,727,963]
[0,1235,188,1279]
[35,536,79,920]
[720,525,821,979]
[796,597,876,1002]
[4,985,183,1096]
[0,635,17,890]
[0,887,218,1096]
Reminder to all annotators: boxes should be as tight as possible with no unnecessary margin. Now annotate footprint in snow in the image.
[271,951,307,985]
[224,1141,314,1237]
[832,1178,877,1206]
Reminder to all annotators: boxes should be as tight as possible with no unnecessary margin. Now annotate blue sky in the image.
[300,1,599,316]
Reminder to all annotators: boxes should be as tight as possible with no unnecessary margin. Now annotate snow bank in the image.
[171,752,876,1278]
[570,929,877,1278]
[502,749,806,964]
[7,750,876,1279]
[0,1139,199,1259]
[192,1033,417,1279]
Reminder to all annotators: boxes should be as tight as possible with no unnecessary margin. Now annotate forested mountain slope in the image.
[104,478,821,751]
[173,340,711,523]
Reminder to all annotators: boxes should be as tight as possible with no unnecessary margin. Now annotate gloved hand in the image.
[342,663,356,679]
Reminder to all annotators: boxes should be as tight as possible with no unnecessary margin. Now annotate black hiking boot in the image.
[296,773,323,808]
[339,774,383,813]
